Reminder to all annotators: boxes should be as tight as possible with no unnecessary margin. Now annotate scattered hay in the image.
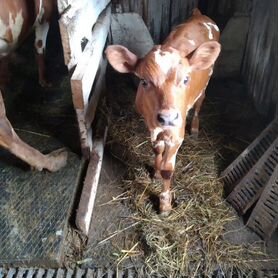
[104,96,271,277]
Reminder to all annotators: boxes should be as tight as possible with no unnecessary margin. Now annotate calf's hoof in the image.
[45,148,68,172]
[154,170,162,179]
[159,191,172,217]
[190,128,199,139]
[39,79,53,88]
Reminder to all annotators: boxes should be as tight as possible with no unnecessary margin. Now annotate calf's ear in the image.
[189,41,221,71]
[105,45,138,73]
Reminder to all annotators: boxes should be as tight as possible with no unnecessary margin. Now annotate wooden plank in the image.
[71,6,111,109]
[58,0,110,69]
[241,0,278,116]
[144,0,164,43]
[111,13,154,58]
[75,127,108,235]
[75,109,92,159]
[85,58,107,129]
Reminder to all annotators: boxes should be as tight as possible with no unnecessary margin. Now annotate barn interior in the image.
[0,0,278,277]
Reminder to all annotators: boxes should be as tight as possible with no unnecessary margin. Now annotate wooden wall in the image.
[111,0,198,43]
[203,0,251,17]
[241,0,278,116]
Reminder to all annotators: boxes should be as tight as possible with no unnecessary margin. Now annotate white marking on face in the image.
[154,49,180,75]
[188,39,196,46]
[203,22,213,39]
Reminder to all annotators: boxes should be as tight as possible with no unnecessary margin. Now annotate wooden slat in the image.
[58,0,110,69]
[75,109,92,159]
[75,127,108,235]
[85,58,107,129]
[111,0,197,44]
[241,0,278,116]
[111,13,154,58]
[71,6,111,109]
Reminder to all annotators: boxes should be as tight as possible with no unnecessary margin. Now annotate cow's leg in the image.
[191,90,205,138]
[34,20,51,87]
[159,143,181,215]
[152,140,165,179]
[0,90,67,171]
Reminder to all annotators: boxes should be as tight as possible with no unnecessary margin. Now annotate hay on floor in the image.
[104,94,272,277]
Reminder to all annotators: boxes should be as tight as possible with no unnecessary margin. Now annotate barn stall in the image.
[0,0,278,277]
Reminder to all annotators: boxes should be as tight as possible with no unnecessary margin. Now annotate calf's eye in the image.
[183,76,189,85]
[140,79,149,88]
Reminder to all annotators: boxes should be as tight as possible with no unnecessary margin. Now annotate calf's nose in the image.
[157,110,180,126]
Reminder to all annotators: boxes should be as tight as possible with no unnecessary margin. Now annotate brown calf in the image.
[0,0,67,172]
[106,9,221,215]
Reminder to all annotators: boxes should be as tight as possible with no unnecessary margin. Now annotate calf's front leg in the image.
[0,91,67,171]
[159,142,181,215]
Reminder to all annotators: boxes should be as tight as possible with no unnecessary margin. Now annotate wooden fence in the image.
[241,0,278,116]
[58,0,111,235]
[111,0,198,43]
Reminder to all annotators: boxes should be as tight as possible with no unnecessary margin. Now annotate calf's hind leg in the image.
[191,90,205,138]
[0,91,67,171]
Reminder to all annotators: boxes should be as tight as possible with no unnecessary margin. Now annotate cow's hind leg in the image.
[191,90,205,138]
[0,91,67,171]
[34,20,51,87]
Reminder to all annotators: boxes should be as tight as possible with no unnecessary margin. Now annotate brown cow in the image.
[0,0,67,172]
[106,9,221,215]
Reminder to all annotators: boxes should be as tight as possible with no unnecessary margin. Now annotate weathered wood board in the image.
[110,13,154,58]
[241,0,278,116]
[70,6,111,158]
[75,128,107,235]
[111,0,197,43]
[58,0,110,69]
[214,15,249,78]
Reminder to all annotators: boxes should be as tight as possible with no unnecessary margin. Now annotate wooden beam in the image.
[58,0,110,69]
[75,109,92,159]
[85,58,107,129]
[75,127,108,235]
[111,13,154,58]
[71,6,111,109]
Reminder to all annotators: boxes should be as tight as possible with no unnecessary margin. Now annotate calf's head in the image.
[105,42,220,140]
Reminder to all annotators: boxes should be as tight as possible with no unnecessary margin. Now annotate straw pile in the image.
[105,90,269,277]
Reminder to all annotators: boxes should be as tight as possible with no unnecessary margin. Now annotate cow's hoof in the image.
[154,170,162,179]
[159,191,172,216]
[46,148,68,172]
[160,210,171,217]
[39,80,53,88]
[190,129,199,139]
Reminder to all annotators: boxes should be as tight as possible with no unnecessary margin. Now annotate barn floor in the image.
[0,22,83,267]
[1,16,278,277]
[80,69,278,274]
